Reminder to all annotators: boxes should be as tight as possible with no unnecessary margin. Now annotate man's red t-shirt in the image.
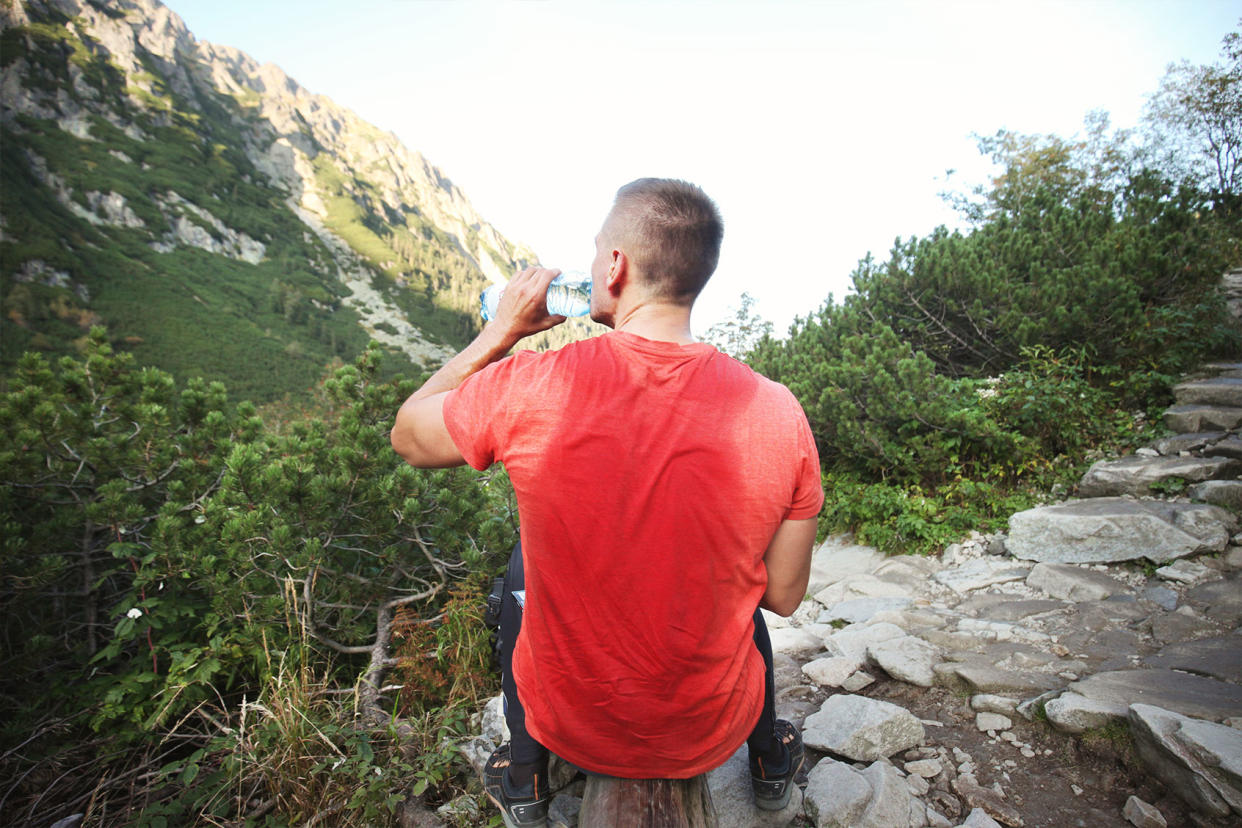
[443,331,823,778]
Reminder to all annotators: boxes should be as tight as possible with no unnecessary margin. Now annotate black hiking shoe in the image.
[483,744,548,828]
[750,719,804,811]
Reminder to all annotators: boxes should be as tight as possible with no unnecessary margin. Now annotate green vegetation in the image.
[1,334,515,824]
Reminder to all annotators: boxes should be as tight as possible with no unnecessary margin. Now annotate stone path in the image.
[439,360,1242,828]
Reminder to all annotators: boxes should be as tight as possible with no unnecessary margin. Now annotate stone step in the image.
[1077,454,1241,498]
[1173,376,1242,407]
[1164,403,1242,432]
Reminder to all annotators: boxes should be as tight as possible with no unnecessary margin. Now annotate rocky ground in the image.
[434,362,1242,828]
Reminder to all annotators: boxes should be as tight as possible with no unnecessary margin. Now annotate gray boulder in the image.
[870,635,941,688]
[804,758,927,828]
[1043,691,1128,733]
[1077,455,1241,498]
[802,694,926,761]
[1129,703,1242,820]
[1145,635,1242,684]
[1007,498,1236,564]
[1025,562,1127,601]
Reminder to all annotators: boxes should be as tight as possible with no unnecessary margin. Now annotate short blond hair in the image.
[605,178,723,304]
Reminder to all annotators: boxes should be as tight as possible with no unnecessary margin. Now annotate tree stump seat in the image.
[577,772,717,828]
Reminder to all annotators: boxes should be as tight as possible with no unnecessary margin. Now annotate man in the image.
[391,178,822,827]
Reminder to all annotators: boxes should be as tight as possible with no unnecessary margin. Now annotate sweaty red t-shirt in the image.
[443,331,822,778]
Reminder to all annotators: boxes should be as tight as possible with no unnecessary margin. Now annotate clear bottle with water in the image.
[480,271,592,321]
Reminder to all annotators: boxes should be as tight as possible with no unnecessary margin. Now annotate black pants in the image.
[499,541,779,768]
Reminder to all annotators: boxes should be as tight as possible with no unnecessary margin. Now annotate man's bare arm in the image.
[760,517,818,616]
[390,267,566,468]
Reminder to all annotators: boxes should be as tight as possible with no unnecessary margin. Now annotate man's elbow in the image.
[760,589,804,618]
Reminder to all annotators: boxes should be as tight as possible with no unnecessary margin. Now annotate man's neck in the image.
[611,301,696,345]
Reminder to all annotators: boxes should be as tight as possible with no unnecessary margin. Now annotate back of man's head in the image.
[606,178,723,305]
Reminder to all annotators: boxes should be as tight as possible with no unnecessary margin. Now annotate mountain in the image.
[0,0,537,401]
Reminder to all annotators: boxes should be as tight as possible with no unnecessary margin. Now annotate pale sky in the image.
[165,0,1239,335]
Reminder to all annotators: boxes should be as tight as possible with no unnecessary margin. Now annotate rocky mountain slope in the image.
[1,0,534,400]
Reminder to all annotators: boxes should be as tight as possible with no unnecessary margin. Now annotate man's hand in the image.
[487,266,569,343]
[390,266,567,468]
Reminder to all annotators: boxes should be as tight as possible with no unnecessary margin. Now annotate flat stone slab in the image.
[1077,455,1241,497]
[1007,498,1236,564]
[1068,669,1242,723]
[1026,562,1128,601]
[1145,636,1242,684]
[975,599,1068,622]
[1165,404,1242,432]
[1174,377,1242,408]
[1149,432,1228,455]
[706,744,804,827]
[821,596,913,624]
[1190,479,1242,510]
[933,558,1031,593]
[939,661,1063,696]
[802,694,925,761]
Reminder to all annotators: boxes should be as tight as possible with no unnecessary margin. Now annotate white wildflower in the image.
[126,608,143,619]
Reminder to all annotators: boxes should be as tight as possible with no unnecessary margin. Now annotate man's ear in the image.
[607,249,628,293]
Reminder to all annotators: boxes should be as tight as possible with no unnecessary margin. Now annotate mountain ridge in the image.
[1,0,538,399]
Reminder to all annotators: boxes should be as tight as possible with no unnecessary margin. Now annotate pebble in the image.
[1020,747,1036,758]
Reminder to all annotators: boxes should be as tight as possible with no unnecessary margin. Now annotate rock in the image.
[1026,562,1127,601]
[804,758,872,827]
[1148,432,1228,455]
[904,758,943,778]
[1069,669,1242,723]
[870,635,941,687]
[481,694,508,745]
[971,695,1020,715]
[1129,703,1242,819]
[547,795,581,828]
[933,558,1031,594]
[1007,498,1235,564]
[826,622,907,663]
[1190,480,1242,510]
[858,759,929,828]
[815,573,913,607]
[1122,795,1167,828]
[802,694,926,761]
[807,539,887,596]
[842,671,876,692]
[1164,404,1242,432]
[1143,584,1179,611]
[961,808,1004,828]
[1226,546,1242,569]
[768,626,827,657]
[1043,691,1128,733]
[706,744,803,827]
[822,596,914,624]
[1077,455,1242,497]
[1155,559,1216,584]
[1184,577,1242,625]
[803,656,861,688]
[1145,635,1242,688]
[941,662,1062,696]
[975,599,1068,622]
[1174,376,1242,407]
[974,712,1013,733]
[951,775,1023,826]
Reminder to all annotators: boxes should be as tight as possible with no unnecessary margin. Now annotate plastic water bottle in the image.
[480,271,592,321]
